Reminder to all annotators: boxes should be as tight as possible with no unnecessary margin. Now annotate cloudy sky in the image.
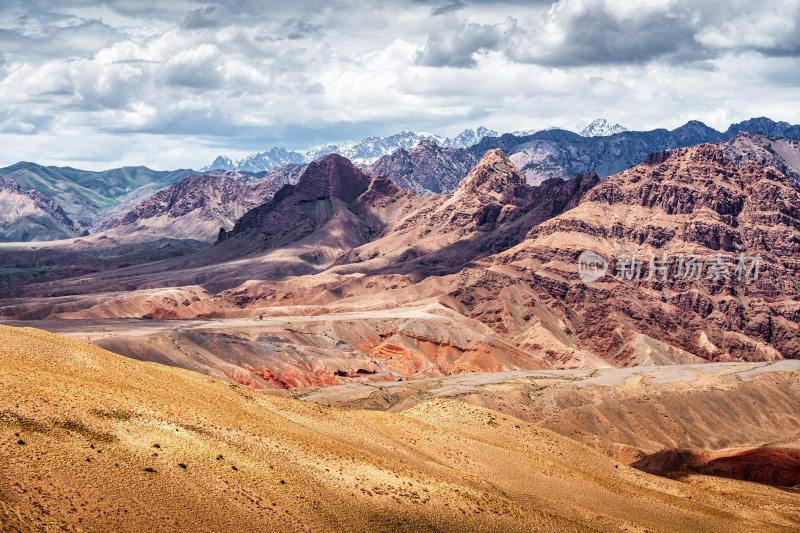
[1,0,800,170]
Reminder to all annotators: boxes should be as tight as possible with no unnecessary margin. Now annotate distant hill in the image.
[0,162,193,233]
[0,176,79,241]
[473,117,800,185]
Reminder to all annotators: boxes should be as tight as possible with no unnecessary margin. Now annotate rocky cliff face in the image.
[454,143,800,364]
[366,140,478,194]
[247,163,306,196]
[0,176,79,241]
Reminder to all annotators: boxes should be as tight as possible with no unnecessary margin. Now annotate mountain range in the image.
[204,120,638,175]
[109,172,274,242]
[364,118,800,194]
[4,135,799,368]
[204,127,502,173]
[2,117,800,245]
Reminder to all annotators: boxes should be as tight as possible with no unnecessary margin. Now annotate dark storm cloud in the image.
[415,23,504,67]
[281,18,323,40]
[507,5,705,66]
[414,0,800,69]
[182,7,220,29]
[432,2,465,16]
[161,48,225,89]
[0,18,121,59]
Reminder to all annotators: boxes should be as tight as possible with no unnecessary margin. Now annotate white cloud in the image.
[0,0,799,170]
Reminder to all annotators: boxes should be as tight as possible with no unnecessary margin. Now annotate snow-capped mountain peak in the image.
[203,147,305,173]
[579,118,628,137]
[205,127,503,173]
[442,126,499,148]
[305,130,444,165]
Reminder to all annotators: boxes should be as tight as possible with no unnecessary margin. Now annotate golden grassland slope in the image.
[292,362,800,479]
[3,325,800,532]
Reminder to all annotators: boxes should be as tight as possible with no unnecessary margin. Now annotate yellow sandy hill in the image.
[1,325,798,532]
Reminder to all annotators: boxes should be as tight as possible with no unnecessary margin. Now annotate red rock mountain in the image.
[3,144,799,389]
[366,139,478,194]
[109,173,268,241]
[455,143,800,364]
[218,154,399,252]
[333,149,599,276]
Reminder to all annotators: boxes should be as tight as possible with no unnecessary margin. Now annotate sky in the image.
[1,0,800,170]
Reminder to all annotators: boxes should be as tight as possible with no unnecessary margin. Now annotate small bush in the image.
[152,443,160,448]
[16,439,25,445]
[231,466,238,471]
[216,454,224,460]
[143,467,156,473]
[178,463,187,469]
[279,480,285,484]
[55,419,115,443]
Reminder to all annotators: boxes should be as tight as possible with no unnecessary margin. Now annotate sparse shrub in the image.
[216,454,224,460]
[279,480,285,484]
[231,466,238,471]
[55,419,115,443]
[152,443,160,448]
[178,463,187,469]
[143,467,156,473]
[16,439,25,445]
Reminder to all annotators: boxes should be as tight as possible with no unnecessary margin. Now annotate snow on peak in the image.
[579,118,628,137]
